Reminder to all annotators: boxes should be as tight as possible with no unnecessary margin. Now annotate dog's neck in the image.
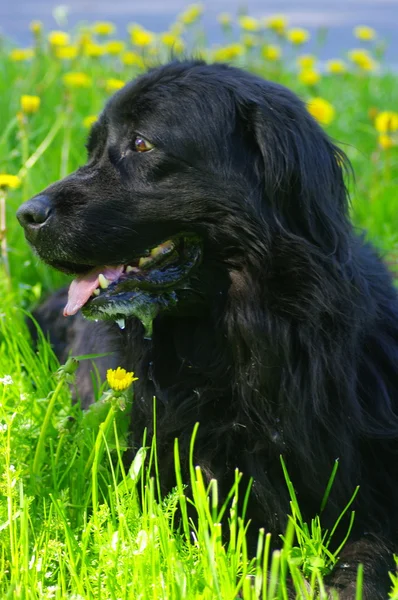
[144,313,233,392]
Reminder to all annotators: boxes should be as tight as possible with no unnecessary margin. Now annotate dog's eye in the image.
[133,135,154,153]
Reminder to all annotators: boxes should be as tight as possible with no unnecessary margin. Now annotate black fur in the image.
[20,61,398,598]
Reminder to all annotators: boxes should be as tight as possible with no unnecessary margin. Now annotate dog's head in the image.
[17,60,349,326]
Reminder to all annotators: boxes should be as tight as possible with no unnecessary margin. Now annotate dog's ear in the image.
[240,84,351,254]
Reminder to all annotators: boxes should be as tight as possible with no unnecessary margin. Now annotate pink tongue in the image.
[63,265,124,317]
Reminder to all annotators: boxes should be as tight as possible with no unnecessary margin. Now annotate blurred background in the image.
[2,0,398,63]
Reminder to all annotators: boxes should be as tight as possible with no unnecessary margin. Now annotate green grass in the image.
[0,8,398,598]
[0,295,364,599]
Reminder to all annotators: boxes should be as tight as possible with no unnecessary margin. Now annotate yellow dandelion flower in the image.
[107,367,138,391]
[297,54,316,69]
[265,14,287,34]
[130,24,155,47]
[56,45,78,60]
[287,28,309,45]
[20,95,40,114]
[354,25,376,41]
[238,15,259,31]
[48,31,70,47]
[78,32,92,50]
[122,51,145,68]
[105,78,125,93]
[213,44,244,62]
[307,97,335,125]
[10,48,34,61]
[378,134,394,150]
[160,32,185,52]
[218,13,232,27]
[84,43,107,58]
[262,44,281,61]
[326,59,347,74]
[242,34,257,48]
[63,72,92,88]
[0,174,21,189]
[92,21,115,36]
[374,111,398,133]
[298,69,321,86]
[83,115,98,128]
[348,48,377,70]
[212,47,228,61]
[179,3,203,25]
[106,40,125,55]
[160,32,177,46]
[360,56,377,71]
[30,21,43,35]
[174,39,186,54]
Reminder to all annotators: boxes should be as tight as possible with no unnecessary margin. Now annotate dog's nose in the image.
[17,195,52,229]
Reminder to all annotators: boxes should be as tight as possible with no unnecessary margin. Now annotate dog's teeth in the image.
[116,318,125,330]
[150,240,174,258]
[126,265,140,273]
[138,256,154,268]
[136,241,175,269]
[92,289,100,296]
[98,274,110,289]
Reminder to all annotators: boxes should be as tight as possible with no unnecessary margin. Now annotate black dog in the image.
[17,61,398,598]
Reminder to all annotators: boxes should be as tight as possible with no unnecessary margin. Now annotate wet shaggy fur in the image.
[21,62,398,597]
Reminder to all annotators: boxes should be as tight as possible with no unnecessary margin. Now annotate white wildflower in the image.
[111,530,119,551]
[133,530,148,555]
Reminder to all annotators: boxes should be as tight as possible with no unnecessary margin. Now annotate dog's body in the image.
[18,62,398,597]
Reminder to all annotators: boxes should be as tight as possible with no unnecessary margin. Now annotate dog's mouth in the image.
[63,233,202,332]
